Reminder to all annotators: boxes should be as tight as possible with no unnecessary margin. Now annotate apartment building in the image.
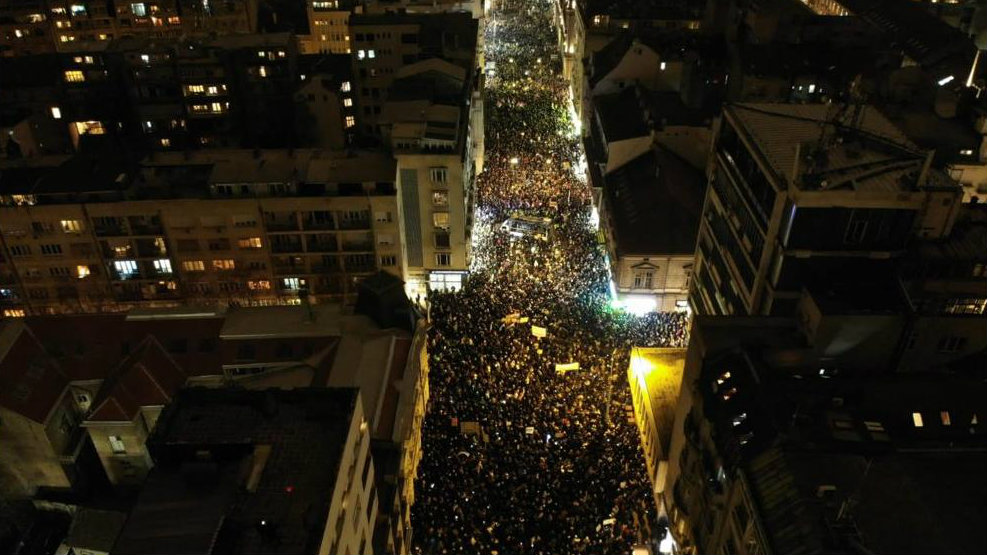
[348,11,478,137]
[111,387,377,555]
[0,148,402,316]
[690,103,963,317]
[300,0,357,55]
[380,58,482,296]
[0,0,258,57]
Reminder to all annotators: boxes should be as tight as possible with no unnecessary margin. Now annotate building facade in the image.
[690,103,963,317]
[0,149,403,316]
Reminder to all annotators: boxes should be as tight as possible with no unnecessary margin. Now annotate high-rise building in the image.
[690,103,963,317]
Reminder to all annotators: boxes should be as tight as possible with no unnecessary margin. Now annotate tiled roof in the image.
[87,336,187,422]
[0,321,68,424]
[605,147,704,255]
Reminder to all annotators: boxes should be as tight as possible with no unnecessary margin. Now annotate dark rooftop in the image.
[604,147,705,255]
[594,87,650,143]
[700,348,987,554]
[113,387,359,555]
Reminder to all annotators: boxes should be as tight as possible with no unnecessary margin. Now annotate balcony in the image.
[271,241,304,254]
[129,223,165,236]
[302,217,336,231]
[338,219,371,231]
[307,234,338,252]
[94,224,128,237]
[341,241,374,253]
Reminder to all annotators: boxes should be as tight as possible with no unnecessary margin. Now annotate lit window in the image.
[50,106,63,120]
[60,219,82,233]
[114,260,139,277]
[74,121,105,135]
[131,2,147,16]
[153,259,172,273]
[237,237,262,249]
[76,265,90,278]
[15,29,23,38]
[70,4,86,15]
[3,309,26,318]
[345,116,355,128]
[368,49,375,59]
[98,33,107,40]
[716,371,731,385]
[186,84,205,94]
[248,280,271,290]
[160,138,171,147]
[912,412,924,428]
[340,81,351,92]
[357,50,365,60]
[660,62,666,71]
[940,411,951,426]
[140,54,150,64]
[182,260,205,272]
[212,259,235,270]
[210,102,223,113]
[282,277,304,290]
[259,66,267,78]
[960,149,973,156]
[108,435,126,454]
[433,212,450,230]
[64,70,84,83]
[343,97,352,107]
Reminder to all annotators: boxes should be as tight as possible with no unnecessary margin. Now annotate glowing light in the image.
[937,75,954,86]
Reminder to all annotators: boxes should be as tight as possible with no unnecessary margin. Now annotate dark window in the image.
[276,342,293,359]
[198,338,217,352]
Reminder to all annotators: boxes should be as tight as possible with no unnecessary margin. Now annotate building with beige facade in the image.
[626,347,686,520]
[381,58,482,296]
[0,148,403,316]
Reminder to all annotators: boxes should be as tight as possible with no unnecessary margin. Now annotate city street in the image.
[411,1,690,553]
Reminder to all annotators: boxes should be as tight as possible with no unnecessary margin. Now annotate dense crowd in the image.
[412,1,689,553]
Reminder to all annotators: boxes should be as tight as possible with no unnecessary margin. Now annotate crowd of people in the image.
[412,1,690,553]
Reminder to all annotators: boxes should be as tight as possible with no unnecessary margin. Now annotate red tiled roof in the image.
[24,314,225,381]
[87,336,188,422]
[0,321,69,424]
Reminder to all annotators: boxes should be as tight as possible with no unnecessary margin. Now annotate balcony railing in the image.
[307,241,337,253]
[338,219,371,230]
[341,242,374,252]
[94,225,128,237]
[271,242,304,254]
[302,219,336,231]
[266,220,300,232]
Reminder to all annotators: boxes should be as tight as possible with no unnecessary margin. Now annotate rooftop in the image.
[727,103,945,193]
[113,387,359,555]
[699,346,987,555]
[604,147,705,255]
[594,87,650,143]
[630,347,686,455]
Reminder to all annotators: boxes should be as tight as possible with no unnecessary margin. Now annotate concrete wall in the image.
[84,416,154,486]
